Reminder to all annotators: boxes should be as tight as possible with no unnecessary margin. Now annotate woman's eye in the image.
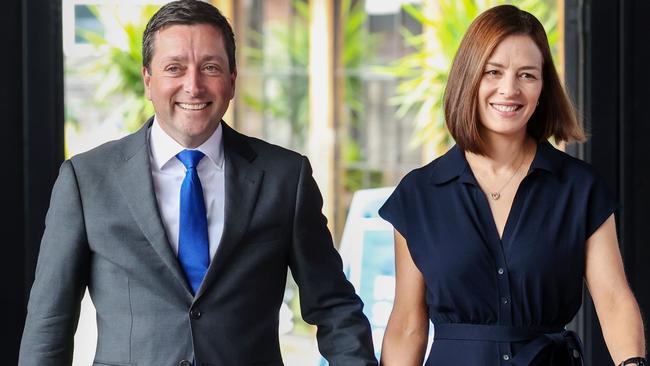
[520,73,537,80]
[485,70,499,76]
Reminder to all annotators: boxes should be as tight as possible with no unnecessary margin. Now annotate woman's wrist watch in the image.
[619,357,648,366]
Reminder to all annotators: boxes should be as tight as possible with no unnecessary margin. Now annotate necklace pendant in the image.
[490,192,501,200]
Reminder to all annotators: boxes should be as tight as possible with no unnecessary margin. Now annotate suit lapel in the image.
[116,120,193,295]
[196,122,263,299]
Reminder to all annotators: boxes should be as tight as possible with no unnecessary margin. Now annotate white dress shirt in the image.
[149,118,225,261]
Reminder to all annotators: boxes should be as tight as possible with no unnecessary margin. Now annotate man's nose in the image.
[183,69,204,96]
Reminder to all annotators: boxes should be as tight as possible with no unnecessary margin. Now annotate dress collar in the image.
[428,140,563,186]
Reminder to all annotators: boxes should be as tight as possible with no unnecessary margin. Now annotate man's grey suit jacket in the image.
[19,119,377,366]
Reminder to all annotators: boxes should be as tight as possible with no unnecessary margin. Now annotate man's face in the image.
[143,24,236,148]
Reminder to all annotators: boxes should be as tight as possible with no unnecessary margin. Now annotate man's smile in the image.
[176,102,211,110]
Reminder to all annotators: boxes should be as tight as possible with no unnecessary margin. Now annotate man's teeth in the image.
[491,104,520,112]
[178,103,208,110]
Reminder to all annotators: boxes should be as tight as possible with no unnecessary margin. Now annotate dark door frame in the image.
[1,0,64,362]
[565,0,650,364]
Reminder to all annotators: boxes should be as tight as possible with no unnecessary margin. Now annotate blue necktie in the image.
[177,150,209,295]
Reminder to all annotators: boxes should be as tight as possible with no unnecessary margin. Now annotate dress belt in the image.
[434,323,584,366]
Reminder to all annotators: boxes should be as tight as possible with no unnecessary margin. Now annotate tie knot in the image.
[177,149,205,170]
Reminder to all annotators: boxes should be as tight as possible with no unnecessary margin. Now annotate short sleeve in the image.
[378,177,410,239]
[585,174,619,239]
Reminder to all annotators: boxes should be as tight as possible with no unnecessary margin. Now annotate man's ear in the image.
[142,66,152,101]
[229,69,237,100]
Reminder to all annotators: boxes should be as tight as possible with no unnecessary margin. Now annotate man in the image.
[19,1,377,365]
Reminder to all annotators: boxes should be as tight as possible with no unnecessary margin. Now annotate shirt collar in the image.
[428,145,473,185]
[149,116,224,171]
[429,140,563,186]
[528,140,563,177]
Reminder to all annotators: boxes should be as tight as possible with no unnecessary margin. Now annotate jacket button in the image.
[179,360,191,366]
[190,308,202,319]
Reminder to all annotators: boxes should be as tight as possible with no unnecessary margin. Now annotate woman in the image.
[379,5,645,366]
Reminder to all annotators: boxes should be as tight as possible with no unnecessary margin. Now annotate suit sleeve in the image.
[19,160,90,366]
[288,156,378,366]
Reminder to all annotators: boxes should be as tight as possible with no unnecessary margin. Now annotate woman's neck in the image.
[468,132,532,174]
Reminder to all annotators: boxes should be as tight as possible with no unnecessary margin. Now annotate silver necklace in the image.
[482,148,527,201]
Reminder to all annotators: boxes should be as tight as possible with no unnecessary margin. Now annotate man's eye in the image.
[204,65,220,73]
[166,66,180,73]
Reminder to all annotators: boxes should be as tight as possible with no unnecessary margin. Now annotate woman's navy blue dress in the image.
[378,142,617,365]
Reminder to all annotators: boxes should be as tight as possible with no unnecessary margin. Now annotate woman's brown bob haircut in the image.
[443,5,585,154]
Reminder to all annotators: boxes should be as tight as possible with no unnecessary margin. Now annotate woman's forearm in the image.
[380,319,429,366]
[596,287,646,364]
[585,217,646,364]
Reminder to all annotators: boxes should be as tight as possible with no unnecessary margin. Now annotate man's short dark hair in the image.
[142,0,236,73]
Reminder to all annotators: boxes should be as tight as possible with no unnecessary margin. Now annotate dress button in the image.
[501,297,509,305]
[502,354,510,361]
[179,360,191,366]
[572,349,581,358]
[497,267,504,275]
[190,308,201,319]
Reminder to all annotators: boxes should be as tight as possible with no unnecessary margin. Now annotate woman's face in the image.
[477,34,543,139]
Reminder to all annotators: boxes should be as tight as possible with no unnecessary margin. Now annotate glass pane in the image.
[74,5,104,44]
[237,0,311,153]
[64,2,163,158]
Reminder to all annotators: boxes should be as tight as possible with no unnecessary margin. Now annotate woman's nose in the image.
[498,76,520,97]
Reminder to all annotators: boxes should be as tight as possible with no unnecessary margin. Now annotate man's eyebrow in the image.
[159,55,186,63]
[158,55,227,63]
[200,55,227,63]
